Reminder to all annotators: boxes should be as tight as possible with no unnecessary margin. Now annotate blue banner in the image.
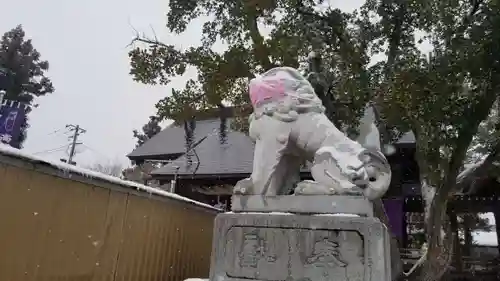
[0,101,26,149]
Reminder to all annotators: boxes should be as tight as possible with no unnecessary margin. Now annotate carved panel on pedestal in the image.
[224,226,365,281]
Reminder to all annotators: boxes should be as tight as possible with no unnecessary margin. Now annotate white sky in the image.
[0,0,497,245]
[0,0,202,167]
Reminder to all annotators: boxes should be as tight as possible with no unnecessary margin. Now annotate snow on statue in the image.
[233,66,391,200]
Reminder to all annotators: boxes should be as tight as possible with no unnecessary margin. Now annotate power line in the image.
[46,127,69,137]
[33,144,69,155]
[81,143,111,161]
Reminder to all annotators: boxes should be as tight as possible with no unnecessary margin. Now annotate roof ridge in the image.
[178,105,252,121]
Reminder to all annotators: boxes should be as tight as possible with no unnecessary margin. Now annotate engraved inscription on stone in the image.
[239,231,261,268]
[238,229,277,268]
[224,226,365,281]
[305,238,347,267]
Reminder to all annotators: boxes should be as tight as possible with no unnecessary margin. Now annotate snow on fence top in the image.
[0,144,220,211]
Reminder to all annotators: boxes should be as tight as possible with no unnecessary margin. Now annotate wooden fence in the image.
[0,148,218,281]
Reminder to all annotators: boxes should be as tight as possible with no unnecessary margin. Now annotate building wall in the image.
[0,153,218,281]
[470,245,499,259]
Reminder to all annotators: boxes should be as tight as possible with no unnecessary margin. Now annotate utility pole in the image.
[62,124,86,165]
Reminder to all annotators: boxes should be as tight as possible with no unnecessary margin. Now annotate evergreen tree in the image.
[128,116,163,185]
[0,25,54,147]
[132,115,162,147]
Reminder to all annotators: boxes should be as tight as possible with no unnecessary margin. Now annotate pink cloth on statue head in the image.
[248,77,287,107]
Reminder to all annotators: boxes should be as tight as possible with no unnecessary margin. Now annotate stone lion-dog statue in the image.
[234,66,391,200]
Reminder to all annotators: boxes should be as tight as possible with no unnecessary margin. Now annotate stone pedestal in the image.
[209,211,391,281]
[231,195,374,216]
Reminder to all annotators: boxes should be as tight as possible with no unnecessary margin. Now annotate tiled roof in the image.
[127,106,252,161]
[127,119,224,160]
[150,118,255,177]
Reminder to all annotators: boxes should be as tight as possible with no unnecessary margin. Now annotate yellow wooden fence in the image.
[0,148,218,281]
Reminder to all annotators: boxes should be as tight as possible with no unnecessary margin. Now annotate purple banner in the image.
[0,102,26,149]
[383,198,404,239]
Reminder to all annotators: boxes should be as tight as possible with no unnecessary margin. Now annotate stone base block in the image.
[209,212,391,281]
[231,195,373,216]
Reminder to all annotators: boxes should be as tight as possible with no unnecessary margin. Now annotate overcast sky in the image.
[0,0,204,167]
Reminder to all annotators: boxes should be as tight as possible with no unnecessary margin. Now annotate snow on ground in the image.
[474,231,498,246]
[475,213,498,246]
[0,144,219,211]
[315,213,360,217]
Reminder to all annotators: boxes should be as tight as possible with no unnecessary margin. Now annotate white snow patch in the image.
[314,213,360,217]
[183,279,208,281]
[235,212,294,215]
[269,212,294,215]
[458,159,485,181]
[383,144,396,156]
[0,144,219,211]
[231,212,360,217]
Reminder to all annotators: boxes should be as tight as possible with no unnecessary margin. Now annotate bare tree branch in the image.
[149,24,159,42]
[127,34,170,48]
[242,3,275,71]
[126,21,170,48]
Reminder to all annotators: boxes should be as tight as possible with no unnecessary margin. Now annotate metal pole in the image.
[68,125,79,164]
[171,166,180,193]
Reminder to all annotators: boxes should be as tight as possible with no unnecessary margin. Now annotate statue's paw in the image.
[234,178,253,195]
[295,180,367,196]
[294,180,339,195]
[294,180,314,194]
[342,186,365,196]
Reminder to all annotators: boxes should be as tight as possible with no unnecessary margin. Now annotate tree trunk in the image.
[463,214,473,257]
[449,211,463,271]
[417,180,454,281]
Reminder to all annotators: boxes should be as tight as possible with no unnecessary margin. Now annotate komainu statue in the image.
[234,67,391,200]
